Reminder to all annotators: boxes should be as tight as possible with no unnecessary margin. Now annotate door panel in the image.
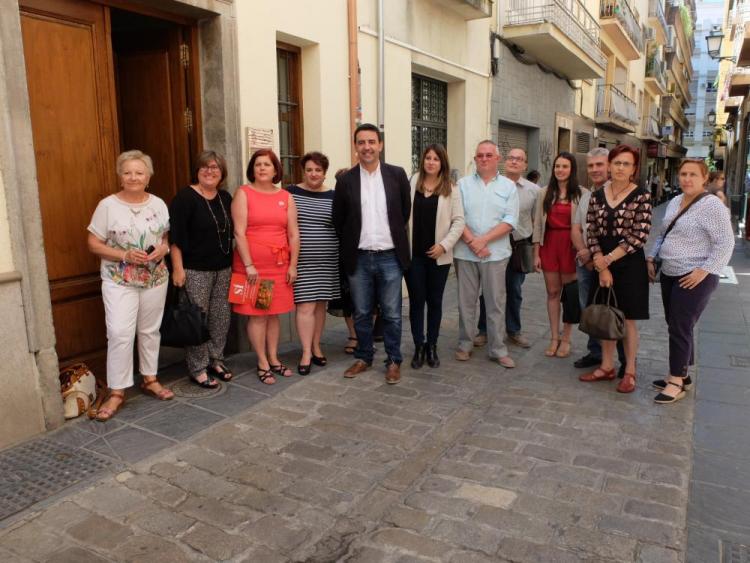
[114,27,191,204]
[20,0,118,374]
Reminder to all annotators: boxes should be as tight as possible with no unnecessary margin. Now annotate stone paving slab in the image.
[0,261,695,562]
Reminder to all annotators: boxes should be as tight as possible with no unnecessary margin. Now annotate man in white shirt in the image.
[454,141,519,368]
[332,124,412,384]
[475,148,540,348]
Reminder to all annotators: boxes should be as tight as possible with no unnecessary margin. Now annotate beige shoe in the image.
[455,349,471,361]
[505,332,531,348]
[497,356,516,369]
[473,333,488,347]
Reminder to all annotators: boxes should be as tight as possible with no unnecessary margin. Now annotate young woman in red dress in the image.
[532,152,588,358]
[231,149,300,384]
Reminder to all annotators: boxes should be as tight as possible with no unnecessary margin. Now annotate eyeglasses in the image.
[505,156,526,163]
[200,165,221,172]
[475,153,497,159]
[610,161,634,168]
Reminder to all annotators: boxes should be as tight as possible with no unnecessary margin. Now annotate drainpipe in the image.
[378,0,385,158]
[347,0,360,165]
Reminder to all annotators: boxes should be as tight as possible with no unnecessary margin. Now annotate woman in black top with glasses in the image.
[169,151,234,388]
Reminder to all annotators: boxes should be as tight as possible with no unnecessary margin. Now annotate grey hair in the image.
[476,139,500,156]
[587,147,609,159]
[117,150,154,176]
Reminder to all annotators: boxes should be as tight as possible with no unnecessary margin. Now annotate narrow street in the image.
[2,206,746,562]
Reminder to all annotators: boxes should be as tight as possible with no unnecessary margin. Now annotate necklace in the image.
[610,183,631,200]
[197,185,231,255]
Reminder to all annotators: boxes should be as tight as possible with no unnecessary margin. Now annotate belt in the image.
[358,248,395,254]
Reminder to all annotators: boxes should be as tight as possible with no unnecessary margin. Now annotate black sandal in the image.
[270,363,293,377]
[208,362,234,382]
[312,354,327,366]
[344,337,357,354]
[654,381,686,404]
[256,366,276,385]
[298,362,311,376]
[190,373,219,389]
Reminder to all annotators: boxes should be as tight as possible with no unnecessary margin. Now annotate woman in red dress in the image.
[532,152,588,358]
[232,149,300,384]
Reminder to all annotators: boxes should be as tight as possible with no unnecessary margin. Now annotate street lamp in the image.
[707,110,716,126]
[706,29,736,62]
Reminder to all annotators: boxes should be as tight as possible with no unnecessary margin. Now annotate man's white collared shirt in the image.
[358,164,394,250]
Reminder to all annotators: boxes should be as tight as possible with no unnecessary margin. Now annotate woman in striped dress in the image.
[288,152,341,374]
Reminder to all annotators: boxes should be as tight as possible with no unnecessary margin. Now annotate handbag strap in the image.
[591,286,620,309]
[661,192,710,242]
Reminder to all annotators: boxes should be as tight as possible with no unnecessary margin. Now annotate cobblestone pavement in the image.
[0,260,696,562]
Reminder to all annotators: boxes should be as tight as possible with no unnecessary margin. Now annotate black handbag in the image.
[579,287,625,340]
[509,237,535,274]
[160,287,210,347]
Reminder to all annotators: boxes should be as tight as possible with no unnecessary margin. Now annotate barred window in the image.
[411,74,447,173]
[277,43,303,185]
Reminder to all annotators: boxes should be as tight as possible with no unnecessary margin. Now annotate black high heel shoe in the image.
[411,344,426,369]
[297,362,311,376]
[426,344,440,368]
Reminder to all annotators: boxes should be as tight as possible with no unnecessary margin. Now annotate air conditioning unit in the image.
[644,27,656,41]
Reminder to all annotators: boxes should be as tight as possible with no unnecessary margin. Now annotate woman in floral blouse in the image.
[579,145,652,394]
[87,150,173,421]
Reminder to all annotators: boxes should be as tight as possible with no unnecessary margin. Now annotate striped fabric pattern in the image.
[287,185,341,303]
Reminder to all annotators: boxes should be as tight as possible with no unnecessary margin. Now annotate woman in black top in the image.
[169,151,234,388]
[406,144,465,369]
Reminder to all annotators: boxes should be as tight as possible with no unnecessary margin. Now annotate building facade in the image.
[492,0,694,199]
[714,0,750,223]
[686,1,723,159]
[0,0,494,449]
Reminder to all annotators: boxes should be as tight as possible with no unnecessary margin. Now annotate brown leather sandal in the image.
[579,367,616,382]
[95,392,125,422]
[544,338,560,357]
[616,372,636,393]
[140,379,174,401]
[555,339,571,358]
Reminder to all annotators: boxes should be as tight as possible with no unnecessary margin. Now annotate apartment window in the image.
[411,74,447,172]
[277,43,303,185]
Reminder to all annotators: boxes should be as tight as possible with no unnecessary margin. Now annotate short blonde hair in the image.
[117,150,154,176]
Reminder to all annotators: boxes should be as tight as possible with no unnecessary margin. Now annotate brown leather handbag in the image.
[579,287,625,340]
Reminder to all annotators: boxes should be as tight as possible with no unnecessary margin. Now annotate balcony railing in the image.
[641,114,661,138]
[648,0,668,33]
[646,50,667,89]
[596,84,638,125]
[600,0,644,53]
[505,0,606,69]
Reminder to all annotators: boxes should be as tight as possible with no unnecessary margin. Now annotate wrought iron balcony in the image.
[503,0,606,78]
[595,84,638,132]
[600,0,644,60]
[648,0,668,44]
[640,114,661,140]
[645,49,668,95]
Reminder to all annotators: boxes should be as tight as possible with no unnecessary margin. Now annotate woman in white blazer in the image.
[406,144,465,369]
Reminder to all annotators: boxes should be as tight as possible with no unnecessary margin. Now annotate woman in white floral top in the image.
[87,150,173,421]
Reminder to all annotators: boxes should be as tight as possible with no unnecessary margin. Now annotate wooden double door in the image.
[20,0,202,376]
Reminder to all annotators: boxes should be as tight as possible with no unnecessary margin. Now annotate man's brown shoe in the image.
[455,349,471,361]
[344,360,370,378]
[473,333,488,347]
[497,356,516,369]
[505,332,531,348]
[385,363,401,384]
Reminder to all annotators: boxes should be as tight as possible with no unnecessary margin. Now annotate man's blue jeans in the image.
[348,250,403,365]
[478,266,526,335]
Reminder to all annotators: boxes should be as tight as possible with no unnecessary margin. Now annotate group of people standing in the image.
[86,123,734,421]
